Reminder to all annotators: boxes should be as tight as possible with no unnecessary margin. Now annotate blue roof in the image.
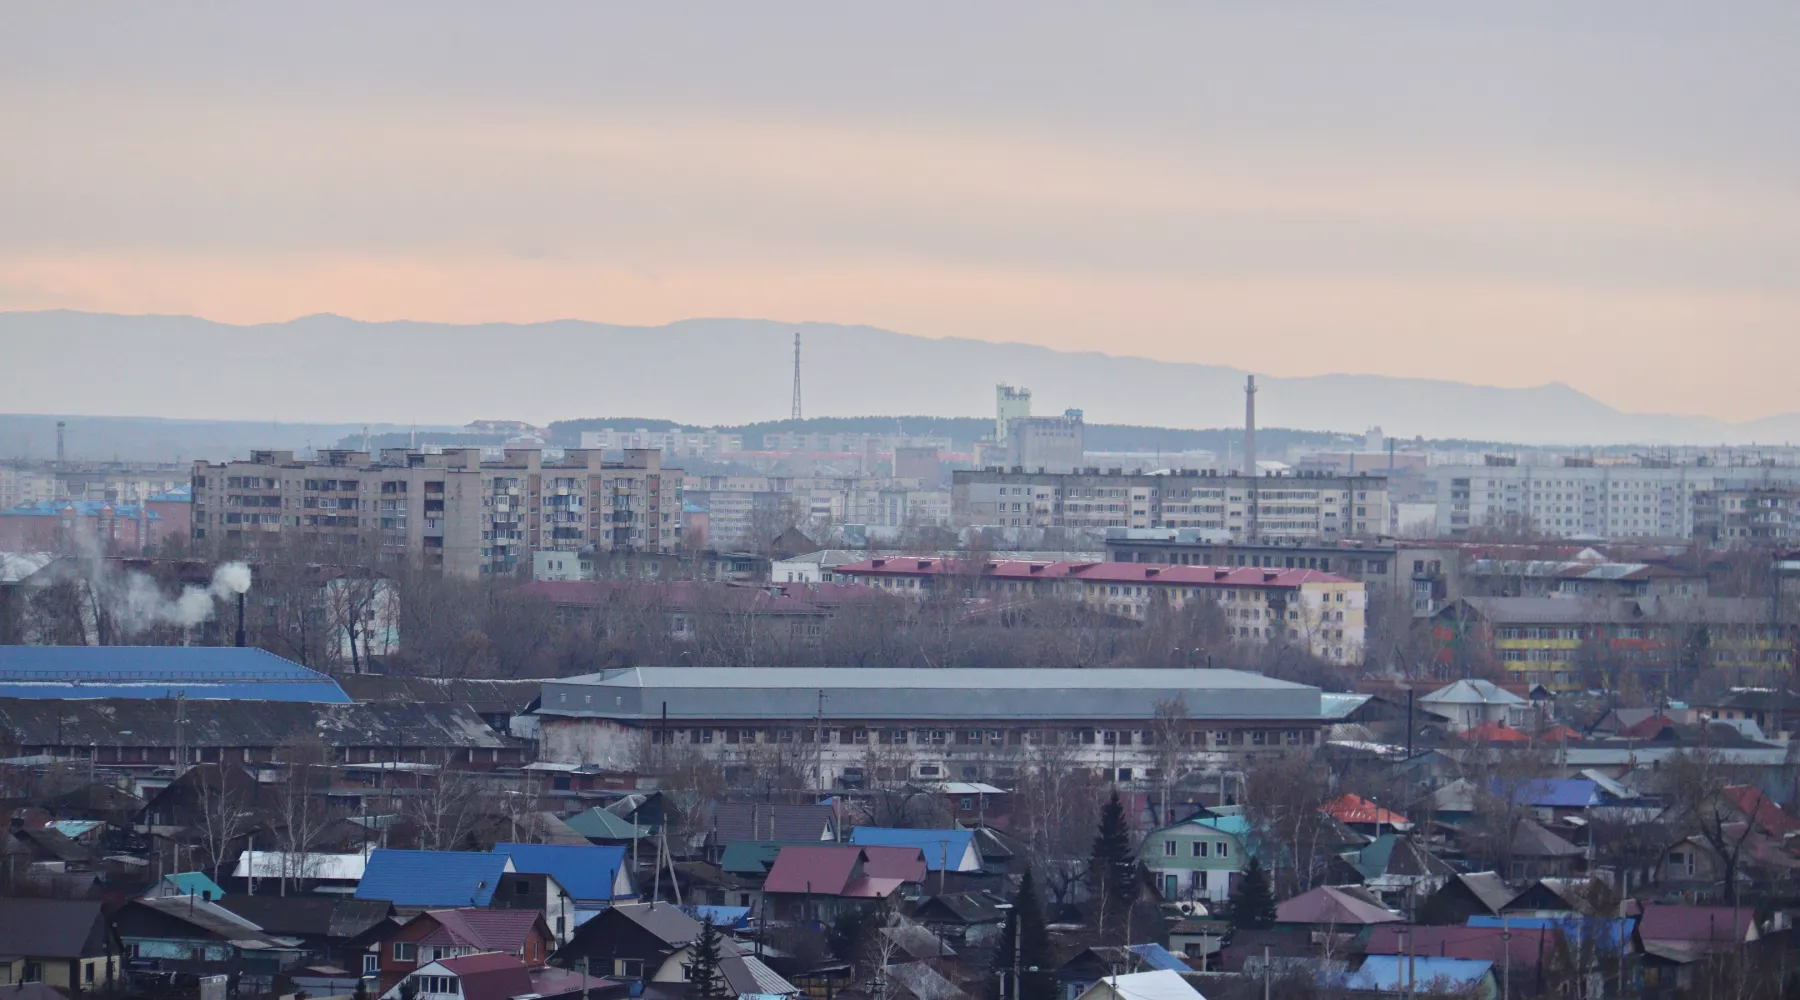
[849,828,975,871]
[1468,915,1635,949]
[355,849,512,907]
[162,872,226,900]
[494,843,630,902]
[1346,956,1493,992]
[0,646,352,703]
[1496,778,1599,809]
[1,500,159,520]
[682,905,752,928]
[146,486,193,503]
[1125,944,1193,973]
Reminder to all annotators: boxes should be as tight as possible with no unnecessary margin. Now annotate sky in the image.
[4,4,1800,421]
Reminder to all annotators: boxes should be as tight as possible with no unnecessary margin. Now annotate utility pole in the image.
[791,332,803,422]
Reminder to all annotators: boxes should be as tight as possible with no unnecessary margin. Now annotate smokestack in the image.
[236,592,246,648]
[1243,376,1256,477]
[55,420,65,468]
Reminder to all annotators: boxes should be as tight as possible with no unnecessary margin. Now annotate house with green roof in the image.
[1139,815,1248,903]
[562,806,649,844]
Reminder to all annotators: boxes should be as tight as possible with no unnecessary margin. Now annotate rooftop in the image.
[0,646,352,703]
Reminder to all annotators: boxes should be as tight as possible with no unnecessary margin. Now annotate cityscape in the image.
[5,7,1800,1000]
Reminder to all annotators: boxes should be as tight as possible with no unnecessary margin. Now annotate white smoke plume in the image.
[68,535,255,636]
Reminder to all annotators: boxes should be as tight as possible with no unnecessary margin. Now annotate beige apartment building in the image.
[192,447,681,578]
[952,468,1389,543]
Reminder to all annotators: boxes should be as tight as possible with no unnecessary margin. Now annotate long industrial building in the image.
[536,666,1328,787]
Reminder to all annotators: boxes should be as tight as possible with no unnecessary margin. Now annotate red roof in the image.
[435,953,534,1000]
[838,558,1352,588]
[762,845,906,898]
[858,845,928,883]
[1322,794,1408,827]
[1617,714,1678,740]
[1536,726,1584,744]
[416,908,546,952]
[1724,785,1800,837]
[521,579,882,614]
[1638,904,1756,949]
[1365,925,1562,971]
[1459,722,1531,744]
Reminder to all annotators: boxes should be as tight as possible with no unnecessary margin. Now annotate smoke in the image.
[69,540,255,636]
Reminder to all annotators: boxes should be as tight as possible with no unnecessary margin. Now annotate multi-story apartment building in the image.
[579,427,745,459]
[992,410,1086,473]
[1693,487,1800,546]
[1421,457,1800,539]
[191,448,680,578]
[536,666,1330,788]
[834,557,1366,665]
[1433,596,1793,692]
[681,475,792,549]
[952,468,1389,543]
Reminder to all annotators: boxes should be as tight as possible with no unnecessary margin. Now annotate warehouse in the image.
[0,645,352,703]
[537,666,1325,787]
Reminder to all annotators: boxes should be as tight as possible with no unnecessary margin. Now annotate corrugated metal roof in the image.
[849,829,977,872]
[0,646,350,703]
[541,667,1319,723]
[1346,956,1493,992]
[493,843,629,902]
[0,697,514,749]
[355,850,513,908]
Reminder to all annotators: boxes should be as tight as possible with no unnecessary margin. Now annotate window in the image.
[415,976,460,995]
[1251,730,1267,746]
[393,942,417,962]
[615,959,645,979]
[1217,841,1229,858]
[1193,841,1207,858]
[515,879,533,896]
[364,954,379,975]
[1190,871,1207,891]
[22,964,42,985]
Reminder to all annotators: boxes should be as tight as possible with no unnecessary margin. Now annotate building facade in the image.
[536,667,1329,789]
[1693,487,1800,546]
[192,448,680,578]
[1420,458,1800,539]
[952,468,1389,543]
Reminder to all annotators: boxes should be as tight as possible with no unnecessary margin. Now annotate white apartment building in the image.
[1422,459,1800,539]
[579,427,744,458]
[952,469,1389,543]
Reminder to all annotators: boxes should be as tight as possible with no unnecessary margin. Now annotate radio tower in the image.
[790,332,803,421]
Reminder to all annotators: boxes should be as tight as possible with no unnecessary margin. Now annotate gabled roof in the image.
[0,899,111,958]
[563,806,648,841]
[1124,943,1194,973]
[1723,785,1800,837]
[1439,872,1517,915]
[720,840,804,876]
[1322,794,1408,828]
[1420,679,1527,707]
[494,843,629,902]
[1509,820,1583,858]
[1638,904,1756,948]
[1459,722,1531,744]
[216,896,392,940]
[713,803,835,843]
[718,953,800,996]
[1074,969,1205,1000]
[763,845,904,897]
[161,871,226,899]
[416,908,546,951]
[1347,956,1493,993]
[1274,886,1401,926]
[355,850,512,908]
[1500,778,1600,809]
[849,828,978,871]
[1365,924,1560,971]
[1351,834,1455,881]
[130,895,296,948]
[434,952,534,1000]
[607,901,706,946]
[859,845,929,883]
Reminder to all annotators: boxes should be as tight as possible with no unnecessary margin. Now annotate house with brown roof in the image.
[0,899,121,993]
[761,844,911,923]
[378,952,534,1000]
[707,802,837,858]
[551,902,797,996]
[376,908,554,994]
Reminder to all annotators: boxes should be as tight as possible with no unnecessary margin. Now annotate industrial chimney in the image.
[235,592,246,648]
[55,420,66,468]
[1244,376,1258,543]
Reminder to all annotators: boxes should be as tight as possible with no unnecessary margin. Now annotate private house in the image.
[761,845,909,924]
[1274,886,1401,930]
[1417,680,1528,733]
[492,843,635,913]
[551,902,797,996]
[1343,955,1498,1000]
[214,896,393,973]
[378,952,533,1000]
[354,850,515,914]
[375,909,555,994]
[849,828,981,872]
[0,900,121,993]
[1416,872,1516,926]
[708,803,837,857]
[115,896,306,984]
[1072,969,1207,1000]
[1140,814,1247,903]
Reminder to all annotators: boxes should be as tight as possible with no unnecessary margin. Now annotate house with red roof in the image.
[375,909,554,994]
[1457,721,1532,745]
[379,952,539,1000]
[761,845,911,924]
[1321,794,1410,834]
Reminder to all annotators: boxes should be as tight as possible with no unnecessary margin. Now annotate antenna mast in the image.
[791,332,803,422]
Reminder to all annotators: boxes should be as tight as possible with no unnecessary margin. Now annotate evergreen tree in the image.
[1089,789,1136,927]
[398,979,420,1000]
[1230,857,1277,931]
[687,915,728,1000]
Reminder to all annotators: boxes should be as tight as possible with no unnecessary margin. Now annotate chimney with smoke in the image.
[1244,375,1258,543]
[236,592,247,648]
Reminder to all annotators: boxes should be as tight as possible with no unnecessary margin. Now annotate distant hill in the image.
[4,310,1794,447]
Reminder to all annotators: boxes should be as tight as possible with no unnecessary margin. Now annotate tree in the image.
[191,763,254,884]
[996,869,1054,1000]
[397,976,420,1000]
[401,755,488,851]
[1242,753,1333,896]
[686,915,727,1000]
[1089,789,1135,932]
[1230,857,1277,931]
[274,734,336,895]
[1659,748,1759,906]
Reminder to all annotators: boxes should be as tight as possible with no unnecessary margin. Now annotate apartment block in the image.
[1694,486,1800,546]
[952,468,1389,542]
[991,409,1086,472]
[578,427,744,458]
[1421,457,1800,539]
[191,448,681,578]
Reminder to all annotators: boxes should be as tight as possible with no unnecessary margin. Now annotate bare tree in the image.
[1242,751,1334,896]
[191,763,255,885]
[273,734,337,896]
[402,754,490,851]
[1658,748,1759,906]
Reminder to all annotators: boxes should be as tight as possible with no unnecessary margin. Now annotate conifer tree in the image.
[687,915,728,1000]
[1230,856,1277,930]
[1089,789,1136,927]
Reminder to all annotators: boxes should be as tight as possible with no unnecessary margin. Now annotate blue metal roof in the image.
[682,905,752,928]
[1468,915,1635,949]
[849,828,976,871]
[1346,956,1494,992]
[1,500,159,520]
[494,843,631,902]
[356,849,512,907]
[162,872,226,900]
[1496,778,1599,809]
[0,646,352,703]
[1125,943,1193,973]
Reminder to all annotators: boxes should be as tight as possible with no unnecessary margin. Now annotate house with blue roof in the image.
[848,828,980,872]
[493,843,636,907]
[355,849,516,912]
[1342,955,1497,999]
[0,646,352,702]
[0,500,161,554]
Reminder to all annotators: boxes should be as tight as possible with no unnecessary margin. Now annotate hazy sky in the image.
[5,4,1799,420]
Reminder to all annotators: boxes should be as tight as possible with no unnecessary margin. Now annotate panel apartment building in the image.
[192,447,681,578]
[1421,457,1800,539]
[952,468,1390,543]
